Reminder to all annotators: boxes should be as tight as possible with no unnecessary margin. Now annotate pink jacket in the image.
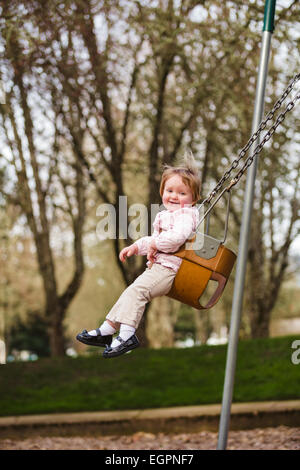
[134,207,200,272]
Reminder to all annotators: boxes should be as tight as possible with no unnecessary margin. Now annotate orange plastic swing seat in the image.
[167,236,236,310]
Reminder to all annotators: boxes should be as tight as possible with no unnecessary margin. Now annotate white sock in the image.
[110,324,136,348]
[88,321,116,337]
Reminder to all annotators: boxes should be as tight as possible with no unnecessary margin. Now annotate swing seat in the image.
[167,234,236,310]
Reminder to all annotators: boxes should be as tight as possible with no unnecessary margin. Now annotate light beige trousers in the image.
[106,263,176,329]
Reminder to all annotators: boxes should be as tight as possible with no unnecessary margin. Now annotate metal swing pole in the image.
[217,0,277,450]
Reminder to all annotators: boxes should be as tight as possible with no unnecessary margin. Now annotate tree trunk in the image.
[48,314,66,357]
[193,309,213,345]
[249,306,271,338]
[146,297,179,349]
[136,312,149,349]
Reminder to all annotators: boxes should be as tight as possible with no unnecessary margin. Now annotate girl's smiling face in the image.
[162,174,194,212]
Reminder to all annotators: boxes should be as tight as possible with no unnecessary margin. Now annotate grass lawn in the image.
[0,335,299,417]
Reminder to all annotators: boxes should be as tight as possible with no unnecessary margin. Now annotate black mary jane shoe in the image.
[76,328,112,348]
[103,335,140,359]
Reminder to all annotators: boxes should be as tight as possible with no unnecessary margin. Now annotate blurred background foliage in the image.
[0,0,299,358]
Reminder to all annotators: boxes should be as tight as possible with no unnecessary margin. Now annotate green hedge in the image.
[1,335,299,417]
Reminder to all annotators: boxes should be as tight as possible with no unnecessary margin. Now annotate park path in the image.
[1,426,299,450]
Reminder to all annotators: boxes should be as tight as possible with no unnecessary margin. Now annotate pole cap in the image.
[263,0,276,32]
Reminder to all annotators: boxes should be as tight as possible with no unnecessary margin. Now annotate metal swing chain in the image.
[203,72,300,206]
[227,90,300,191]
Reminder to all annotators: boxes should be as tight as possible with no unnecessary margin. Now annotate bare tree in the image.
[1,0,299,351]
[0,11,86,355]
[247,122,300,337]
[27,0,264,345]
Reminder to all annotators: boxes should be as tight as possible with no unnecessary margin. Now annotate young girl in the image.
[76,160,201,358]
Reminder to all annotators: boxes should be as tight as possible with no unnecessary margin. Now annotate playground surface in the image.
[1,425,299,450]
[0,400,299,450]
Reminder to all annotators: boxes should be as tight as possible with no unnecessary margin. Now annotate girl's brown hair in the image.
[159,155,201,204]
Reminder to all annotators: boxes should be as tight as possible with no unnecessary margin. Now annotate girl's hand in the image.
[147,239,157,265]
[119,244,138,262]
